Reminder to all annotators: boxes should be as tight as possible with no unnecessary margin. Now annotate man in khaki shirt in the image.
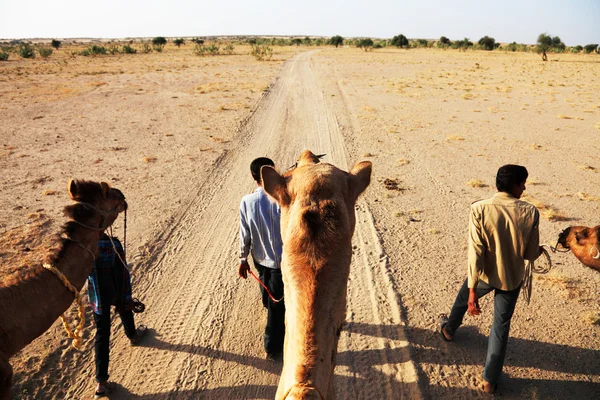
[440,164,541,394]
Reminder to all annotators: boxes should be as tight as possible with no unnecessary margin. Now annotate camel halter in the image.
[281,383,326,400]
[43,202,126,350]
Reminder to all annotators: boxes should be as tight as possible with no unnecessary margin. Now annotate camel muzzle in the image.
[556,226,571,249]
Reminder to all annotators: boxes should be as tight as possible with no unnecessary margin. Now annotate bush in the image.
[0,51,8,61]
[250,44,273,61]
[290,38,302,46]
[583,44,598,54]
[505,42,518,52]
[453,38,473,49]
[89,45,107,55]
[478,36,496,51]
[108,45,120,55]
[303,36,312,46]
[122,44,137,54]
[18,43,35,59]
[173,38,185,47]
[414,39,429,48]
[246,38,257,45]
[194,43,220,56]
[571,45,583,53]
[391,34,409,48]
[51,39,61,50]
[38,47,53,58]
[329,35,344,48]
[153,44,164,52]
[152,37,167,46]
[356,38,374,51]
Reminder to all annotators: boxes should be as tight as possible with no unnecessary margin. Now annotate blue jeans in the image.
[445,279,521,384]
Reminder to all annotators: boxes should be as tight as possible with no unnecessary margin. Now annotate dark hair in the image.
[496,164,528,192]
[250,157,275,184]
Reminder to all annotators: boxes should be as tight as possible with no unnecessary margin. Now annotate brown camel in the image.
[557,225,600,272]
[0,180,127,399]
[261,150,372,400]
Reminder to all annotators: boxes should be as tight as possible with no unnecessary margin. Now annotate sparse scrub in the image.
[250,44,273,61]
[0,51,8,61]
[173,38,185,47]
[108,45,120,55]
[195,43,220,56]
[467,179,487,188]
[437,36,451,48]
[18,43,35,59]
[122,44,137,54]
[356,38,374,51]
[153,44,164,52]
[152,37,167,46]
[290,38,302,47]
[51,39,61,50]
[453,38,473,50]
[537,33,565,60]
[38,47,53,58]
[224,43,235,55]
[583,44,598,54]
[140,43,152,53]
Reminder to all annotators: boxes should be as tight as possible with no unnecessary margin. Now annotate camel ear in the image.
[100,182,110,199]
[349,161,372,201]
[261,166,290,207]
[67,179,79,200]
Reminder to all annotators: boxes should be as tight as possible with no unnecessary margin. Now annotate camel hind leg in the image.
[0,356,13,400]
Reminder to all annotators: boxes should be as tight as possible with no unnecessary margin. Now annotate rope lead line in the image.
[248,269,284,303]
[522,244,553,305]
[42,263,85,350]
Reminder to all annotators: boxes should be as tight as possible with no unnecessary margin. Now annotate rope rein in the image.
[522,244,553,304]
[248,269,284,303]
[42,263,86,350]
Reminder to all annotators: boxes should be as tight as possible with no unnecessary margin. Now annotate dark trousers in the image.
[446,278,521,385]
[255,263,285,354]
[93,308,137,383]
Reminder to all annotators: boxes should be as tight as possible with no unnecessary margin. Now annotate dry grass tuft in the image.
[530,143,542,150]
[362,152,374,157]
[577,192,600,202]
[467,179,487,188]
[577,164,597,172]
[580,311,600,326]
[522,195,569,221]
[557,114,573,119]
[461,93,474,100]
[43,190,57,196]
[396,158,410,166]
[446,135,464,141]
[427,228,439,234]
[143,156,158,163]
[209,136,230,143]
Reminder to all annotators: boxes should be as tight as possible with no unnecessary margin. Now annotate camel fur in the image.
[261,150,372,400]
[557,225,600,272]
[0,180,127,399]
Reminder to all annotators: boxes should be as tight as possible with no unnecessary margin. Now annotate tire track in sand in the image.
[66,51,421,399]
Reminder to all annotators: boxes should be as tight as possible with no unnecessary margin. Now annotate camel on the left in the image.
[0,180,128,399]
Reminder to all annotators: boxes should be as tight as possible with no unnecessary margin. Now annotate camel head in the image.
[261,150,372,400]
[557,225,600,272]
[66,180,128,230]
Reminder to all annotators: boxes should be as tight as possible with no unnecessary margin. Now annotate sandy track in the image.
[57,51,421,399]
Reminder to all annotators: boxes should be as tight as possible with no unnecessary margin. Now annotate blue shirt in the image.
[239,187,283,269]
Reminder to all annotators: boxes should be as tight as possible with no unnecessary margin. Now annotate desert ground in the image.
[1,43,599,399]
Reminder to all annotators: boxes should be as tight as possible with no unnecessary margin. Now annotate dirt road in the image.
[55,51,421,399]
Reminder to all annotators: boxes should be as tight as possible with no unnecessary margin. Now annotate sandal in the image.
[130,324,148,346]
[483,380,497,394]
[438,314,453,342]
[94,381,115,399]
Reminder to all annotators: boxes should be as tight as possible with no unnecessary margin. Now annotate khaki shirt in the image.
[468,192,540,291]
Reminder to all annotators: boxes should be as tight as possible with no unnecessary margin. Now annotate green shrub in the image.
[152,37,167,46]
[303,36,312,46]
[356,38,374,51]
[153,44,164,52]
[38,47,53,58]
[108,45,120,55]
[122,44,136,54]
[414,39,429,48]
[194,43,220,56]
[505,42,518,52]
[329,35,344,48]
[250,44,273,61]
[391,34,409,48]
[18,43,35,59]
[51,39,61,50]
[290,38,302,46]
[0,51,8,61]
[478,36,496,51]
[583,44,598,54]
[89,45,107,55]
[174,38,185,47]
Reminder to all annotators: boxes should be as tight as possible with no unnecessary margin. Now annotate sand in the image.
[1,44,599,399]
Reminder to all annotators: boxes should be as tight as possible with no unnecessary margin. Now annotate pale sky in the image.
[1,0,598,46]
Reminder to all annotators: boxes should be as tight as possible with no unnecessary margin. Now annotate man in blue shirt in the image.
[238,157,285,361]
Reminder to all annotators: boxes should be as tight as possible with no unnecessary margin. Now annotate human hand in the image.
[467,288,481,316]
[238,261,250,279]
